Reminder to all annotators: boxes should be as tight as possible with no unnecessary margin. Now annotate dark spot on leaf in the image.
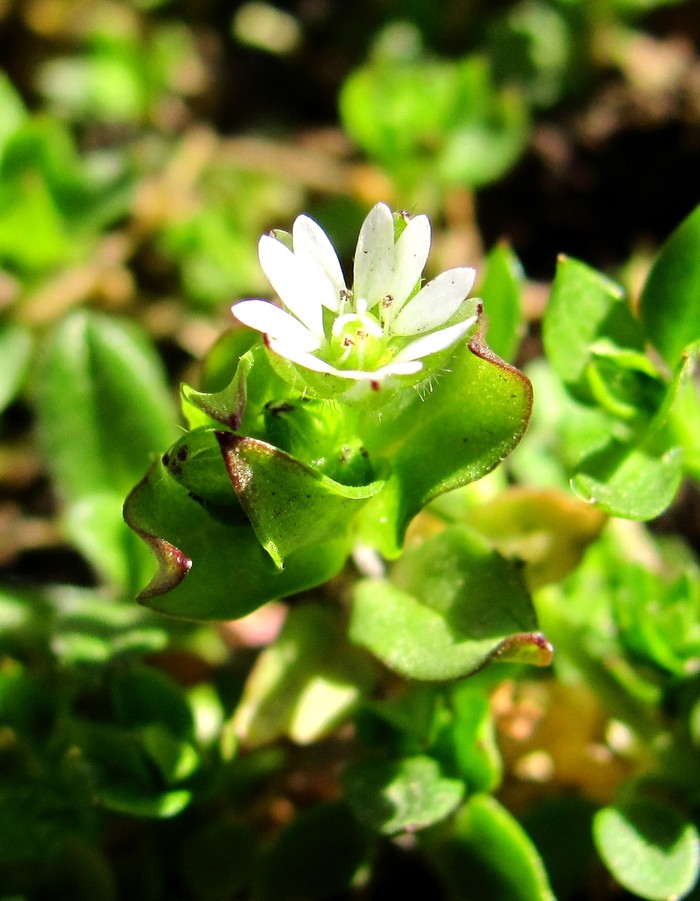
[177,446,189,461]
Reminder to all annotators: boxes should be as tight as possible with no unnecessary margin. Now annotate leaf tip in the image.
[490,631,554,668]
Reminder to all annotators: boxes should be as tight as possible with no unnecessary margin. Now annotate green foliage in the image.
[350,525,551,680]
[2,1,700,898]
[541,205,700,518]
[340,30,529,195]
[594,798,700,901]
[36,310,179,591]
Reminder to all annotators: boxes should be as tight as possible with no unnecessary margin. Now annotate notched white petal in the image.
[391,267,477,336]
[258,235,329,335]
[353,202,395,309]
[266,337,339,373]
[393,315,477,362]
[232,300,321,352]
[389,214,431,310]
[292,215,346,310]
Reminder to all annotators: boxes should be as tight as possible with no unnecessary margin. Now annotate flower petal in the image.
[292,215,346,311]
[232,300,321,352]
[393,315,477,362]
[391,267,476,336]
[266,337,422,381]
[258,235,330,335]
[388,214,431,310]
[353,202,395,309]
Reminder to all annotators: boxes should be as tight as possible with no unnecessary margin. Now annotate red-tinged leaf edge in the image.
[488,632,554,668]
[123,471,192,601]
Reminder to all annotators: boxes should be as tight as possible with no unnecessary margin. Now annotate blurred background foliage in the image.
[1,0,700,898]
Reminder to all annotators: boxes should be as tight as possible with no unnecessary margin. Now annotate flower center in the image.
[328,296,386,371]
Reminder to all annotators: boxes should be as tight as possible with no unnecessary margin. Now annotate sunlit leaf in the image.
[594,798,700,901]
[350,525,550,680]
[343,755,465,836]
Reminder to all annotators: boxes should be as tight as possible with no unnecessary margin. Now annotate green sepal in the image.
[350,524,551,681]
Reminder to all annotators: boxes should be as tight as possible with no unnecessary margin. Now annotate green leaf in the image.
[218,432,386,569]
[358,335,533,557]
[0,72,26,159]
[350,525,551,680]
[51,587,169,664]
[611,561,700,676]
[180,821,257,898]
[0,320,32,413]
[233,604,374,747]
[640,203,700,366]
[585,341,666,423]
[467,487,607,589]
[111,666,194,739]
[141,724,199,785]
[594,798,700,900]
[543,256,643,402]
[572,443,683,520]
[424,794,555,901]
[339,51,528,189]
[98,786,191,819]
[255,803,369,901]
[478,243,524,362]
[447,684,502,792]
[343,755,465,836]
[36,311,178,590]
[124,457,353,620]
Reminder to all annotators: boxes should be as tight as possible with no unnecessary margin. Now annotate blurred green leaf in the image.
[543,256,644,403]
[340,51,529,191]
[0,72,27,158]
[640,203,700,367]
[343,755,465,836]
[0,320,33,414]
[36,311,178,589]
[180,820,257,898]
[594,798,700,900]
[141,724,199,784]
[233,604,374,747]
[467,487,607,589]
[572,443,683,520]
[0,118,131,272]
[255,803,370,900]
[437,684,503,793]
[111,666,194,738]
[350,525,550,680]
[98,786,192,819]
[424,794,555,901]
[478,243,524,362]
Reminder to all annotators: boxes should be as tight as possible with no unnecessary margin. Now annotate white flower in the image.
[232,202,478,398]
